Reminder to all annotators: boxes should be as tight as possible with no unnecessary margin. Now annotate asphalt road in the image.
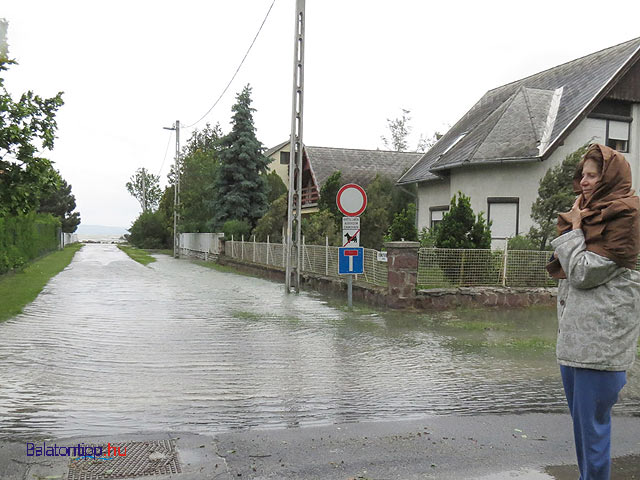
[2,413,639,479]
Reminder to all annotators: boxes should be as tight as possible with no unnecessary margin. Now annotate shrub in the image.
[0,213,60,274]
[507,235,538,251]
[128,211,171,249]
[301,210,341,246]
[419,226,438,247]
[252,194,287,242]
[387,203,418,242]
[222,219,252,240]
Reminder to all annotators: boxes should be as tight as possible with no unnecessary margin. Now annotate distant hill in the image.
[76,225,129,236]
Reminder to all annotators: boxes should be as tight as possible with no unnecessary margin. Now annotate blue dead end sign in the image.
[339,247,364,274]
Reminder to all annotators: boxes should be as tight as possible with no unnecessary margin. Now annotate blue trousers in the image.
[560,365,626,480]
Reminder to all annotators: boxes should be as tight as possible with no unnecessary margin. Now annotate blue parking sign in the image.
[339,247,364,274]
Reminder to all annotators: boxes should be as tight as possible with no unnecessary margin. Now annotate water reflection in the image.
[0,244,637,440]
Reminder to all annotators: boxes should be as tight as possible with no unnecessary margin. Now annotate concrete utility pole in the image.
[163,121,181,258]
[285,0,305,293]
[142,170,146,212]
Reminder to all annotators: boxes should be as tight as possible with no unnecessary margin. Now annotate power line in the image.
[183,0,277,129]
[158,130,174,178]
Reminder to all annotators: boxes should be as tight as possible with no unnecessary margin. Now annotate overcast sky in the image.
[3,0,640,228]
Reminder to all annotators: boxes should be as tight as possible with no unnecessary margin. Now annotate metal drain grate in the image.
[67,439,181,479]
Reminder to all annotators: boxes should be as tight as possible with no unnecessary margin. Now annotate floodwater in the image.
[0,244,638,440]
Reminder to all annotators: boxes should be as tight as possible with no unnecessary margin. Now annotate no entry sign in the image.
[336,184,367,217]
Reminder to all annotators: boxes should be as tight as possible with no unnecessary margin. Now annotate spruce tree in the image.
[435,192,491,249]
[215,85,269,228]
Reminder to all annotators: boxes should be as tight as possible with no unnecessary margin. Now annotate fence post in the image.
[267,235,270,266]
[373,249,376,284]
[253,235,256,263]
[502,240,509,287]
[302,235,306,272]
[384,241,420,308]
[325,236,329,276]
[231,235,234,257]
[242,235,244,260]
[282,225,286,269]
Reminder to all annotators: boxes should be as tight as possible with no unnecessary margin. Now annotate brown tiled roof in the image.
[398,37,640,184]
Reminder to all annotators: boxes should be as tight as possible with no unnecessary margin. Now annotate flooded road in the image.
[1,244,638,440]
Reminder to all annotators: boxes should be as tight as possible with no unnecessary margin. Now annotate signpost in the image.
[336,184,367,307]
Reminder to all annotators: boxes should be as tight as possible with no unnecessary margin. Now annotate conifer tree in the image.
[215,85,269,227]
[528,145,588,250]
[435,192,491,249]
[38,173,81,233]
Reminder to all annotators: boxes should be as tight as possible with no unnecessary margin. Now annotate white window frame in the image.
[605,120,630,153]
[487,197,519,239]
[429,205,449,229]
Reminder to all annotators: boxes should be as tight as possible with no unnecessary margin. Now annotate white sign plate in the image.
[377,251,388,262]
[336,184,367,217]
[342,216,360,247]
[342,217,360,230]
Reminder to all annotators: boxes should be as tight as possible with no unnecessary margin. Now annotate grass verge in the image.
[0,243,83,323]
[148,249,173,256]
[117,245,156,266]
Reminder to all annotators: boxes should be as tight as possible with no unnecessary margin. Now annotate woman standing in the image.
[547,143,640,479]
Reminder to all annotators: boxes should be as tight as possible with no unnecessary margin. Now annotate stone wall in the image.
[415,287,556,310]
[215,241,556,311]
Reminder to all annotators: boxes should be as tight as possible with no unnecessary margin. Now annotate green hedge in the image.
[0,213,61,274]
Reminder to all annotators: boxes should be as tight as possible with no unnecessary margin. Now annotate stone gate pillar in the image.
[385,241,420,307]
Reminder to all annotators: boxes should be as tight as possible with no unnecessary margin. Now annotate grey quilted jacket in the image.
[551,229,640,371]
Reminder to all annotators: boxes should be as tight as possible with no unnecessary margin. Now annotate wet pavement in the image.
[1,414,639,479]
[1,243,639,478]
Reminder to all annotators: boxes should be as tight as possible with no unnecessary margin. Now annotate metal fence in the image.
[60,232,79,248]
[226,237,388,288]
[418,248,557,288]
[178,233,222,260]
[219,237,640,290]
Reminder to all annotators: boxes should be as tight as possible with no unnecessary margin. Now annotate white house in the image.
[397,37,640,248]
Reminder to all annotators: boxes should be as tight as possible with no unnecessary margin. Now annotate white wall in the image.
[414,112,640,242]
[449,162,546,236]
[179,233,223,255]
[416,178,451,230]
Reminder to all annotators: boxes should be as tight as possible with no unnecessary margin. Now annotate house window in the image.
[280,152,290,164]
[487,198,519,239]
[440,132,467,156]
[430,206,449,229]
[587,99,632,153]
[606,120,630,153]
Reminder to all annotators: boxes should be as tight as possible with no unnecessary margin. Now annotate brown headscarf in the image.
[546,144,640,279]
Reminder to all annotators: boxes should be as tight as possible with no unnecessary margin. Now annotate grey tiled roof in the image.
[304,146,423,189]
[398,37,640,184]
